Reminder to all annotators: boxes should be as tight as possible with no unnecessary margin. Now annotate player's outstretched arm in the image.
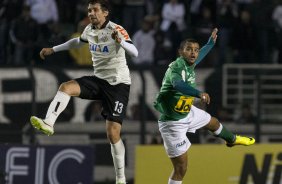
[39,48,54,60]
[194,28,218,65]
[39,37,85,60]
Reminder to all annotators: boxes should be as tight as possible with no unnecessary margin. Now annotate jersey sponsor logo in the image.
[89,43,109,53]
[115,25,129,40]
[176,140,186,148]
[174,96,194,113]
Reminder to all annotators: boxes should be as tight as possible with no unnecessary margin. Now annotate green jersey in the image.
[154,37,215,121]
[154,57,197,121]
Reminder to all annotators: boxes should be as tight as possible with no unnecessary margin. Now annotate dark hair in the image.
[88,0,110,13]
[178,39,199,56]
[179,39,198,51]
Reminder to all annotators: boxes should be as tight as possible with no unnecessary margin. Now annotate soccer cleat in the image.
[226,135,255,147]
[30,116,54,136]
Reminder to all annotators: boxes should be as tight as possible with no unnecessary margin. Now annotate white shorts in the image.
[158,105,211,158]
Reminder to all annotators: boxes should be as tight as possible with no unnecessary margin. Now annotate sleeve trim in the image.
[80,37,88,43]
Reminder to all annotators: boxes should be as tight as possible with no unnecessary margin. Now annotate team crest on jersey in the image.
[100,35,108,42]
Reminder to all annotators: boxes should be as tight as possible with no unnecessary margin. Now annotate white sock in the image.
[44,91,71,126]
[213,123,223,135]
[111,139,126,182]
[168,178,182,184]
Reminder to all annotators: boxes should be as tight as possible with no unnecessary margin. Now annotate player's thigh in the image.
[59,80,81,96]
[75,76,102,100]
[101,82,130,124]
[187,105,211,133]
[159,121,191,158]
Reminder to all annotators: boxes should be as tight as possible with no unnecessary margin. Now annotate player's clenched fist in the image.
[111,30,121,43]
[39,48,54,60]
[200,92,210,104]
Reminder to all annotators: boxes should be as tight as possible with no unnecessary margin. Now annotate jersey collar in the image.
[91,19,110,30]
[178,57,195,69]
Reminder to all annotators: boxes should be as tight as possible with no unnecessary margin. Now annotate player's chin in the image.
[90,19,98,25]
[187,59,196,65]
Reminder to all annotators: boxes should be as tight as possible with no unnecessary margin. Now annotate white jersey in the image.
[80,21,131,85]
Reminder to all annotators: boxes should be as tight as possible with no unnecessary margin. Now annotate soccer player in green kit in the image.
[154,28,255,184]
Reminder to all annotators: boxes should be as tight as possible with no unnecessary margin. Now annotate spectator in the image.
[160,0,186,58]
[25,0,58,25]
[154,30,172,65]
[193,6,216,67]
[0,0,23,64]
[132,18,155,67]
[25,0,59,39]
[122,0,145,35]
[216,0,238,65]
[189,0,204,26]
[194,7,214,44]
[160,0,186,33]
[231,9,256,63]
[9,5,39,65]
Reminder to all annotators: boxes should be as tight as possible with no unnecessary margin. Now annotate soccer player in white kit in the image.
[30,1,138,183]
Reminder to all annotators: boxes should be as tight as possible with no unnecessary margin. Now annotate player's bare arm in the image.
[39,48,54,60]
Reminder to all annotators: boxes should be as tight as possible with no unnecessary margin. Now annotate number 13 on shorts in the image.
[174,96,194,113]
[114,101,124,113]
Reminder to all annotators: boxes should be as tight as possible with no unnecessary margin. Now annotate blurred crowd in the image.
[0,0,282,67]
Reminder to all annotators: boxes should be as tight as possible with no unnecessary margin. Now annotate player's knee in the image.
[107,133,120,144]
[205,117,220,131]
[59,82,70,93]
[106,129,120,143]
[58,80,79,95]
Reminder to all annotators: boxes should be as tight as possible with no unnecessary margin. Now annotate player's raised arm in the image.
[194,28,218,65]
[39,37,86,60]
